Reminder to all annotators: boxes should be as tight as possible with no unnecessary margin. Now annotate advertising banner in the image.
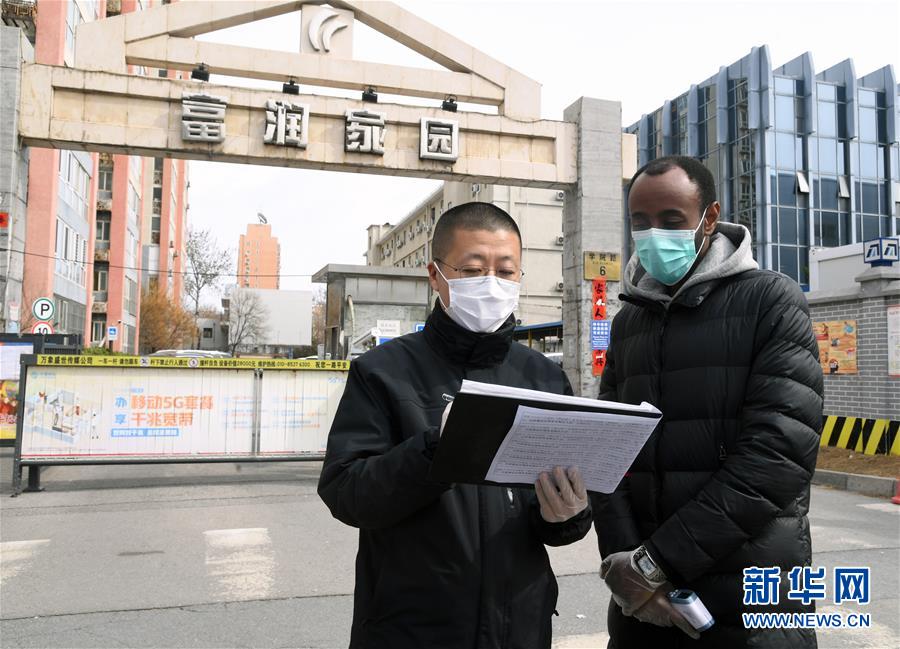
[19,367,255,459]
[1,342,33,441]
[17,359,350,462]
[258,370,348,455]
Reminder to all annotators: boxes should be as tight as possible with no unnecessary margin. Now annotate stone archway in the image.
[15,0,631,394]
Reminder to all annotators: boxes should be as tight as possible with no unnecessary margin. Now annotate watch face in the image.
[637,554,656,575]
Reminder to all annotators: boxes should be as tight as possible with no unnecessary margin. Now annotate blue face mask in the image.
[631,207,708,286]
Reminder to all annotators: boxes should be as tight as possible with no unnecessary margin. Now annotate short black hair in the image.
[432,201,522,261]
[628,155,717,213]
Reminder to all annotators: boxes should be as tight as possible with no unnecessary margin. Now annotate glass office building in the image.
[625,46,898,288]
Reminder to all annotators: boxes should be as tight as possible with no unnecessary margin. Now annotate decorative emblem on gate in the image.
[308,9,349,52]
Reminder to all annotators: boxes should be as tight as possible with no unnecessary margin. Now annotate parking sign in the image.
[32,297,55,322]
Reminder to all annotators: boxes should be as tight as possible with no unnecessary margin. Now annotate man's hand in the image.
[633,588,701,639]
[600,550,658,616]
[535,466,588,523]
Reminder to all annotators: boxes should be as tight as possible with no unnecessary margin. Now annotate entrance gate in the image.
[15,0,633,396]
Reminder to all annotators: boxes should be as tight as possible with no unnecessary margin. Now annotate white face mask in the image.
[435,263,520,333]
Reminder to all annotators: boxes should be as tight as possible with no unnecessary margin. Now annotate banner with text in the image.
[18,364,347,461]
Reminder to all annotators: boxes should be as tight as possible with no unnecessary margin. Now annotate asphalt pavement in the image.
[0,449,897,649]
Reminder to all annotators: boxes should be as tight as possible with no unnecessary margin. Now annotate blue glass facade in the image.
[626,46,899,288]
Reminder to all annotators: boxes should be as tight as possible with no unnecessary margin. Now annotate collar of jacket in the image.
[422,300,515,368]
[620,266,717,311]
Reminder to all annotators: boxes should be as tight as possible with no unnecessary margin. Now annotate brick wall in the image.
[808,294,899,421]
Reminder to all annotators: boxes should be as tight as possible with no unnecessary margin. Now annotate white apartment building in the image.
[366,182,567,326]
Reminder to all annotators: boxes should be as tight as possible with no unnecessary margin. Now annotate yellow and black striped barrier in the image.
[820,416,900,456]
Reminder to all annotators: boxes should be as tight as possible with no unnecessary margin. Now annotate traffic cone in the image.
[892,479,900,506]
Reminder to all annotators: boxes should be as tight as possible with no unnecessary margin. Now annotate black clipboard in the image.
[428,390,661,487]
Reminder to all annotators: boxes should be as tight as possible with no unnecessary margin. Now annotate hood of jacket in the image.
[623,221,759,307]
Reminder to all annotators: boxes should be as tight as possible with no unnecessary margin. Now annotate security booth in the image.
[513,321,563,353]
[313,264,430,360]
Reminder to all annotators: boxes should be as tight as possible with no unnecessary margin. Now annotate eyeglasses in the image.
[434,258,524,280]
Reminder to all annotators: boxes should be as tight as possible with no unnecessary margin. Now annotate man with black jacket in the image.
[319,202,592,649]
[594,156,823,648]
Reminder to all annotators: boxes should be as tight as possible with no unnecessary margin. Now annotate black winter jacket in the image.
[593,224,824,649]
[319,303,592,649]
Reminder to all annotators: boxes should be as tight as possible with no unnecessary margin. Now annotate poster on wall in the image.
[0,342,33,442]
[19,367,256,459]
[814,320,858,375]
[888,305,900,378]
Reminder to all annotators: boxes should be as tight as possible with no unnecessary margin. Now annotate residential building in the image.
[139,152,189,300]
[625,46,899,288]
[0,0,189,352]
[238,223,281,290]
[366,182,567,326]
[0,21,32,334]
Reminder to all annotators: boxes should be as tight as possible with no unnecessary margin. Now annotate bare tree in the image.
[184,226,232,316]
[227,289,269,355]
[16,287,49,333]
[311,287,326,347]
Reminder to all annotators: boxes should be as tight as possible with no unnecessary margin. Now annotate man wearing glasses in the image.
[319,202,591,649]
[594,156,822,648]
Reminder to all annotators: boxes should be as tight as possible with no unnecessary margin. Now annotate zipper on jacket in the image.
[653,308,670,526]
[719,442,728,462]
[465,365,489,647]
[656,310,669,398]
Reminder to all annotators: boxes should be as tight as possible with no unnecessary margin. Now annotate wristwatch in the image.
[631,545,667,586]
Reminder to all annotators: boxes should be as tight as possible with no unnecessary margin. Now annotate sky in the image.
[186,0,899,302]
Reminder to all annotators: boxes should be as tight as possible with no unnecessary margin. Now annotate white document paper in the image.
[458,379,657,414]
[485,405,660,494]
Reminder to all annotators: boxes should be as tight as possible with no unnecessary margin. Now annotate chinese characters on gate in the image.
[181,93,227,143]
[345,109,385,154]
[419,118,459,161]
[181,93,459,162]
[264,100,310,148]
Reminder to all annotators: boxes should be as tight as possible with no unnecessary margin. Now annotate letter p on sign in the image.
[32,297,55,322]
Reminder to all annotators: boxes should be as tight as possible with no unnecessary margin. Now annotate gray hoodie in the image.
[623,221,759,307]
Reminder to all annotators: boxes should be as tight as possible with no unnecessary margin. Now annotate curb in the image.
[812,469,898,499]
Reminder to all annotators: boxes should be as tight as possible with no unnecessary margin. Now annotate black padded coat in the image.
[592,257,824,648]
[319,303,592,649]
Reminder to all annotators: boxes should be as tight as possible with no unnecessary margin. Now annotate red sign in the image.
[31,321,54,335]
[0,212,9,229]
[592,350,606,376]
[592,278,607,320]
